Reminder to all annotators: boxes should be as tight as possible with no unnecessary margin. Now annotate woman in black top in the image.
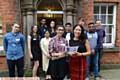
[69,24,91,80]
[28,25,42,77]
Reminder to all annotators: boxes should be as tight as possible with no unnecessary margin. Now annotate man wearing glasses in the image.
[3,23,25,77]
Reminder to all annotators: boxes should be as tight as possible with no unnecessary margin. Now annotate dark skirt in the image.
[31,45,42,60]
[31,48,42,68]
[47,57,67,78]
[70,56,87,80]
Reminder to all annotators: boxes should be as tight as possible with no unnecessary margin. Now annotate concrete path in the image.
[0,69,120,80]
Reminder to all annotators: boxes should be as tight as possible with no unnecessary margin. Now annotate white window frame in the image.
[94,3,116,48]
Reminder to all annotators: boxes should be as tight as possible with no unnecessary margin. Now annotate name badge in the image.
[16,38,20,41]
[61,43,66,46]
[33,38,36,40]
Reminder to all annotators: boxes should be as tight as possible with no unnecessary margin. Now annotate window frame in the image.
[94,3,116,48]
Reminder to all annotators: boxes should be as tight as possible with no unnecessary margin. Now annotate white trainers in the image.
[85,77,90,80]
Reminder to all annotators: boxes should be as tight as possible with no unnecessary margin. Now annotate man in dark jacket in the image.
[95,20,105,78]
[39,18,49,38]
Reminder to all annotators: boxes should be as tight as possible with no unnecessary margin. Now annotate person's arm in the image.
[20,34,25,52]
[28,35,33,59]
[77,40,91,56]
[103,29,106,38]
[40,38,50,57]
[3,35,8,52]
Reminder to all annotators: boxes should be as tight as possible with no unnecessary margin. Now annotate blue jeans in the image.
[7,57,24,77]
[96,48,103,72]
[86,52,99,78]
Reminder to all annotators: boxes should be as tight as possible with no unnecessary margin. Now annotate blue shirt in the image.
[96,28,105,48]
[3,32,25,60]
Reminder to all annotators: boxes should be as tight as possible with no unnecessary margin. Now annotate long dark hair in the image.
[49,20,56,32]
[73,24,87,44]
[30,25,39,38]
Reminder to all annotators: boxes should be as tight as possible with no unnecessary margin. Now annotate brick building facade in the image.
[0,0,120,70]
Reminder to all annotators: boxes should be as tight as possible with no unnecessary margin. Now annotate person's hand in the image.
[29,53,33,59]
[69,52,77,57]
[51,56,59,60]
[75,52,82,56]
[91,50,95,55]
[51,53,58,57]
[47,54,51,59]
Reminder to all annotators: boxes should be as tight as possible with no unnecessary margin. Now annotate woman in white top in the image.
[40,30,51,80]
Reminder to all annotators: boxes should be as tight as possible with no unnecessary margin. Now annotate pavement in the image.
[0,69,120,80]
[100,69,120,80]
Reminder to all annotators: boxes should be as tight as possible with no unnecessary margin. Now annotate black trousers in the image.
[52,76,65,80]
[7,57,24,77]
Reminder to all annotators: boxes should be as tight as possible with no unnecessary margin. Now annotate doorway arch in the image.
[37,0,64,26]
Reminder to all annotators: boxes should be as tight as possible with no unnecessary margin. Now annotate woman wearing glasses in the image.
[48,25,68,80]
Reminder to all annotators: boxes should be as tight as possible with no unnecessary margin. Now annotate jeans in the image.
[7,57,24,77]
[86,52,99,78]
[96,48,103,73]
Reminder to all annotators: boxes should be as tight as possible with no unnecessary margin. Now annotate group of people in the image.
[3,17,105,80]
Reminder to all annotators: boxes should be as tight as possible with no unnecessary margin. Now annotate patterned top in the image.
[49,36,68,55]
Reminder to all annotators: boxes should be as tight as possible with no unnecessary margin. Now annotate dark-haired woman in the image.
[69,24,91,80]
[28,25,42,77]
[49,20,56,37]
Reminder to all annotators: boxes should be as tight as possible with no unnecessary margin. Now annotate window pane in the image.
[107,15,113,24]
[106,25,112,34]
[94,5,99,14]
[106,35,112,43]
[94,15,99,22]
[102,25,106,30]
[108,5,113,14]
[100,15,106,24]
[101,6,106,14]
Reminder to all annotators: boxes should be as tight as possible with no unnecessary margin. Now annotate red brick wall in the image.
[0,56,7,70]
[102,52,120,64]
[81,0,94,24]
[116,3,120,47]
[0,0,17,34]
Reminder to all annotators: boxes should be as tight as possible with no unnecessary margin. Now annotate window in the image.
[0,17,3,51]
[94,3,116,48]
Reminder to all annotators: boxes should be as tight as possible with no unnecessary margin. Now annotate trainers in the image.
[95,77,100,80]
[85,77,90,80]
